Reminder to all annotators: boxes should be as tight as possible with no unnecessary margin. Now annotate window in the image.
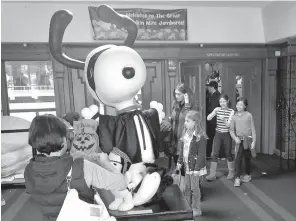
[3,61,56,122]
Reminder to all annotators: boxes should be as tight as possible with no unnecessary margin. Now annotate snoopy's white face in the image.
[85,46,146,107]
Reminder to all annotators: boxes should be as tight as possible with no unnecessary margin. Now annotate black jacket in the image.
[97,107,161,163]
[207,90,221,115]
[177,134,207,172]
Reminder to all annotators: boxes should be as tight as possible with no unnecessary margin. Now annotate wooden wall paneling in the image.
[181,61,206,128]
[199,64,207,129]
[221,63,241,109]
[162,49,181,115]
[262,58,278,155]
[1,60,10,115]
[249,61,263,153]
[66,67,75,112]
[65,46,167,60]
[222,61,262,153]
[142,62,163,110]
[70,68,87,113]
[161,60,167,110]
[52,59,66,117]
[1,44,51,61]
[165,60,178,115]
[268,74,277,155]
[52,59,80,117]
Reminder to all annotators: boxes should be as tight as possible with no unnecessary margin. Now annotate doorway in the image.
[180,60,263,153]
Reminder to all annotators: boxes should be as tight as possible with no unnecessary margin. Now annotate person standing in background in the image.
[206,95,235,181]
[206,81,221,159]
[161,83,195,194]
[170,83,195,167]
[229,97,256,187]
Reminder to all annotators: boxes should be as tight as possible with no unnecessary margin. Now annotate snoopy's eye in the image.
[122,66,135,79]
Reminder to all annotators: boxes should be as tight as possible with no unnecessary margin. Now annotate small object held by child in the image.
[175,110,207,217]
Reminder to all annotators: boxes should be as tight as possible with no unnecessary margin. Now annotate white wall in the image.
[1,2,266,43]
[262,1,296,43]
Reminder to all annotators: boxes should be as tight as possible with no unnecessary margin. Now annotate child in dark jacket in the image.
[176,110,207,217]
[24,114,127,221]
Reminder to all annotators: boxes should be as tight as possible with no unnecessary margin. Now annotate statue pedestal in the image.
[97,184,193,221]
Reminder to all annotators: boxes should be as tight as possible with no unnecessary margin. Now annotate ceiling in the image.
[1,0,274,8]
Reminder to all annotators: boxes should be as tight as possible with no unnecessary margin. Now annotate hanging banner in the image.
[89,7,187,41]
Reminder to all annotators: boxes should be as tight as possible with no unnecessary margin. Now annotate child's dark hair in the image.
[28,114,67,155]
[237,97,248,110]
[219,94,231,108]
[185,110,208,139]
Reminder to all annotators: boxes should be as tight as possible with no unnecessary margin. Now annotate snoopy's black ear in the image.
[49,10,85,70]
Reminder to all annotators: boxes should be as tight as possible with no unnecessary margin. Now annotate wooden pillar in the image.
[262,58,278,155]
[164,59,179,115]
[52,58,75,117]
[1,60,10,115]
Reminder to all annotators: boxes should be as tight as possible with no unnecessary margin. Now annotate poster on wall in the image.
[88,7,187,41]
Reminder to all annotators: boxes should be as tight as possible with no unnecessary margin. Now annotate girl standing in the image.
[206,94,235,181]
[229,97,256,187]
[176,110,207,217]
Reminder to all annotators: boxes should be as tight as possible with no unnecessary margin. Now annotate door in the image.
[222,61,263,153]
[141,62,164,110]
[180,61,206,128]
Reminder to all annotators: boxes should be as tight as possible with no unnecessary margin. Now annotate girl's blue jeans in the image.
[184,173,201,212]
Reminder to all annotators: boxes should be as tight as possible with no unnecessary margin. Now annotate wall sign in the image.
[89,7,187,41]
[207,53,240,57]
[168,60,177,71]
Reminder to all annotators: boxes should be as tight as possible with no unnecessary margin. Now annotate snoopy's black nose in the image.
[122,67,135,79]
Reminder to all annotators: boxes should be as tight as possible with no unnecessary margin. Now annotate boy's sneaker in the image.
[193,209,202,217]
[241,175,252,183]
[234,178,241,187]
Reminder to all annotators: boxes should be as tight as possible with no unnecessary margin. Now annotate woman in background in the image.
[161,83,198,195]
[169,83,195,168]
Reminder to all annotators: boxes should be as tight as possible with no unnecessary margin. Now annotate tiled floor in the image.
[1,154,296,221]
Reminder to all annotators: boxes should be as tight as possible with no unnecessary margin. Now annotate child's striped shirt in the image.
[216,108,234,133]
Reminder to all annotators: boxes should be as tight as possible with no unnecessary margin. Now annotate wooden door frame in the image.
[142,61,164,110]
[180,59,264,152]
[1,60,10,116]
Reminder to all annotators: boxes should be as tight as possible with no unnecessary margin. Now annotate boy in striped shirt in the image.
[206,94,235,181]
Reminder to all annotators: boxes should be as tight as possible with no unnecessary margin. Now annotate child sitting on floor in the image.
[175,110,207,217]
[24,114,127,221]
